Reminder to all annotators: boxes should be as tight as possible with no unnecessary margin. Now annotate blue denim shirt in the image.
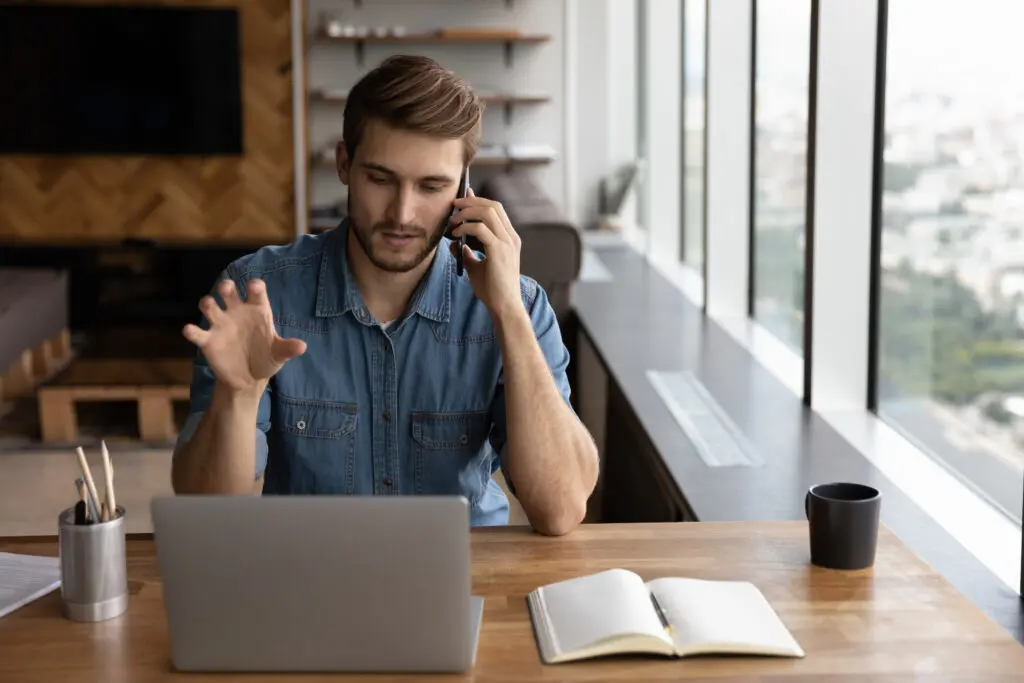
[174,221,574,526]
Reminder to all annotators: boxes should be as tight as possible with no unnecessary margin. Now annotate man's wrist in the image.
[212,378,266,410]
[491,298,530,333]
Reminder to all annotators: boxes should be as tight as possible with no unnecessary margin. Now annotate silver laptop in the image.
[150,495,483,673]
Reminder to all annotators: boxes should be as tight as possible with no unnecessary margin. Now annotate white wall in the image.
[305,0,567,213]
[639,0,682,256]
[568,0,639,229]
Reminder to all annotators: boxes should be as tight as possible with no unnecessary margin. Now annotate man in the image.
[171,55,598,536]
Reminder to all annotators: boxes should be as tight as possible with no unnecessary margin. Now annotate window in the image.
[751,0,812,352]
[681,0,706,268]
[875,0,1024,524]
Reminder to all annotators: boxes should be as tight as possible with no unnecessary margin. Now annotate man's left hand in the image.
[449,188,525,321]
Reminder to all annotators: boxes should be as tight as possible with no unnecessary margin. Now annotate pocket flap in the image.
[412,411,491,449]
[278,395,357,439]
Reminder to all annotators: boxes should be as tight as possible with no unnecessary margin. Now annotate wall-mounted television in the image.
[0,3,243,156]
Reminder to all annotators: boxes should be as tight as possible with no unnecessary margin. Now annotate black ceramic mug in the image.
[805,482,881,570]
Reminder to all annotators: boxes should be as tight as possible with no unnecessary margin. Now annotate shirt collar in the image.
[315,218,452,324]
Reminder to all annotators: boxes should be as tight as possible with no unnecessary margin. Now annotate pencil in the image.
[75,446,103,524]
[100,440,116,521]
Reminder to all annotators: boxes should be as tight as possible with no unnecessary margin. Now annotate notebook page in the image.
[0,552,61,619]
[647,577,804,657]
[535,569,669,655]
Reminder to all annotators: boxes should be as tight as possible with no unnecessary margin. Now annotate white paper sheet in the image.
[0,551,61,619]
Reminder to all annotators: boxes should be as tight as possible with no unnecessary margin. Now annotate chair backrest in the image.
[476,174,582,323]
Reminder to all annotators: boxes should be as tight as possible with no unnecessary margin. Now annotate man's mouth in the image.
[380,231,418,247]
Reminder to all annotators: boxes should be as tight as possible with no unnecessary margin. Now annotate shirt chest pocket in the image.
[411,411,492,504]
[276,395,358,494]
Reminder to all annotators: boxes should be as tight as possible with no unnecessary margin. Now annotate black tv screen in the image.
[0,3,243,155]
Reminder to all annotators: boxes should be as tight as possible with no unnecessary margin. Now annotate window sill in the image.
[649,242,1021,594]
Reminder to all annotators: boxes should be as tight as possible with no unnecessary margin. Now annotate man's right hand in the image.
[182,278,306,393]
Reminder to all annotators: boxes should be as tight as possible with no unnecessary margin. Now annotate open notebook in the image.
[527,568,805,664]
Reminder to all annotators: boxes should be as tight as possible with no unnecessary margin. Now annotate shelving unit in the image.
[300,0,561,233]
[309,89,551,125]
[351,0,523,8]
[311,146,554,171]
[314,29,551,67]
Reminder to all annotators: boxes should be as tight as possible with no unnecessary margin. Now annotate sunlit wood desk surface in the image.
[1,521,1021,682]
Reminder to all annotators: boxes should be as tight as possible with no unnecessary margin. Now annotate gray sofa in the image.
[0,268,68,396]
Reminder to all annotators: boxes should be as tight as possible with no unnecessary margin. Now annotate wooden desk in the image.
[0,522,1021,681]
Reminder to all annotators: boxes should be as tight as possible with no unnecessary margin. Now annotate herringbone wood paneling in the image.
[0,0,295,246]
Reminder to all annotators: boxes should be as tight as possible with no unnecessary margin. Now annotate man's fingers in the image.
[461,244,484,271]
[218,279,240,307]
[182,323,211,348]
[198,295,224,325]
[451,217,503,249]
[451,206,509,244]
[271,336,307,364]
[454,192,516,242]
[246,278,269,306]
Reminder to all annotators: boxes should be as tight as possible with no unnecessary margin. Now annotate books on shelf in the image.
[527,568,805,665]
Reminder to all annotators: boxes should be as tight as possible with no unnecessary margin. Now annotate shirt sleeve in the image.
[488,278,575,496]
[172,270,272,481]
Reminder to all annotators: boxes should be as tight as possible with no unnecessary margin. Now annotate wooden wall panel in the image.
[0,0,295,247]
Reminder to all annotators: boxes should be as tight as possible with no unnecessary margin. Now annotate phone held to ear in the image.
[447,166,471,276]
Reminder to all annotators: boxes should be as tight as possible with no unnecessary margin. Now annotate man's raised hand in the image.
[182,278,306,393]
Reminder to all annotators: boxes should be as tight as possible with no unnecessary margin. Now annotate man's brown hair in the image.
[343,55,485,165]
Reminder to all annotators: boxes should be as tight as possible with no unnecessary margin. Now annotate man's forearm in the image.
[495,307,598,536]
[171,381,264,495]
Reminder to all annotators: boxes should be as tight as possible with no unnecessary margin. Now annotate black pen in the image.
[650,593,671,633]
[74,476,94,524]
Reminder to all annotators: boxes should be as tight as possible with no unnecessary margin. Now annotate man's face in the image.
[337,119,464,273]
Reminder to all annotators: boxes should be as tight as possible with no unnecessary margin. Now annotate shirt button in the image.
[382,410,391,422]
[383,477,393,487]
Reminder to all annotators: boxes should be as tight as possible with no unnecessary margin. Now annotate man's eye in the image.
[368,175,388,184]
[422,185,443,193]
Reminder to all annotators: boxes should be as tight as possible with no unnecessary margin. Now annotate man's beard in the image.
[347,197,450,273]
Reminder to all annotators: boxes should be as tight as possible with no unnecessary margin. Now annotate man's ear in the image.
[335,140,351,186]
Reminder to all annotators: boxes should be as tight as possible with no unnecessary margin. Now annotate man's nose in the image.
[387,186,418,227]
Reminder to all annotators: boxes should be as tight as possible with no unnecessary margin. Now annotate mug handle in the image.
[804,491,811,520]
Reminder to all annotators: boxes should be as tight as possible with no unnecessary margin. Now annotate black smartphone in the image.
[447,166,470,276]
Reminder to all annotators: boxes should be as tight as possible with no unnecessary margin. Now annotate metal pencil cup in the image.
[58,505,129,622]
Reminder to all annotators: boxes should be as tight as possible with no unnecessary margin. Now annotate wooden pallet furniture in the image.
[0,269,71,401]
[36,358,193,445]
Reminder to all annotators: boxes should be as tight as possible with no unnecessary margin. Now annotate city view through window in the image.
[876,0,1024,523]
[752,0,811,354]
[682,0,706,269]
